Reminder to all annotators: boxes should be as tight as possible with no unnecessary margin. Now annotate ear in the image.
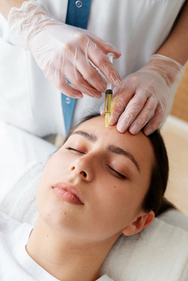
[122,210,155,236]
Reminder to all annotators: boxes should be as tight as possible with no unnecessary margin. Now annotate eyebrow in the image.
[72,130,97,142]
[72,130,140,172]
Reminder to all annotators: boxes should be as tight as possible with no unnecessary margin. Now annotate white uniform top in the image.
[0,211,114,281]
[0,0,186,137]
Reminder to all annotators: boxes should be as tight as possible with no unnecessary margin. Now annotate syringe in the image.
[104,53,114,127]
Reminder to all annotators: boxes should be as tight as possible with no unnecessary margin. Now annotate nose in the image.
[70,156,94,182]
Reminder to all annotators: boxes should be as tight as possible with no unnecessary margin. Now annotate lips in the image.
[52,182,84,205]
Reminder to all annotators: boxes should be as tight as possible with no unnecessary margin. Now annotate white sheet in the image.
[0,121,57,201]
[100,219,188,280]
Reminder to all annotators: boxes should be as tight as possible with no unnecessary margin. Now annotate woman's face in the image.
[36,116,154,243]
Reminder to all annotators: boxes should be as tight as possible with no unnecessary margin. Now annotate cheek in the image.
[36,155,68,209]
[42,153,70,182]
[97,176,133,206]
[95,176,147,225]
[93,180,137,223]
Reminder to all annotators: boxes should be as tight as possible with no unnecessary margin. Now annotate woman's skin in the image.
[26,116,155,281]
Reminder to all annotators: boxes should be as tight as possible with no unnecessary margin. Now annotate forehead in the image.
[73,116,155,169]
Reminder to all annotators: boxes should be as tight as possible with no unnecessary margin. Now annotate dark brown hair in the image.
[142,130,174,216]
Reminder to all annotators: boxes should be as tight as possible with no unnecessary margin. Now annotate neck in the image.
[26,217,119,281]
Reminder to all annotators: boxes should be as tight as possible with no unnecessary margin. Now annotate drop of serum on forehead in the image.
[104,127,108,135]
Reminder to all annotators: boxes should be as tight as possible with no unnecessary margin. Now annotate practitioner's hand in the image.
[102,55,184,135]
[8,0,122,99]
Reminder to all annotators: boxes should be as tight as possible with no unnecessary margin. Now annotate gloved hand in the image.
[101,54,184,135]
[8,0,122,98]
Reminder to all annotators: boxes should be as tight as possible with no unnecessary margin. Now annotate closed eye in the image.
[66,147,85,154]
[107,165,126,180]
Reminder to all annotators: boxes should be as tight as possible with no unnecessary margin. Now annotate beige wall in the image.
[171,62,188,122]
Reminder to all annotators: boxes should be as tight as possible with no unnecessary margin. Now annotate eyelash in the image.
[66,147,84,154]
[107,166,126,180]
[66,147,126,180]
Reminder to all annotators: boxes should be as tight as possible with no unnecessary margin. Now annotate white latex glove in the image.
[101,54,184,135]
[8,0,122,99]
